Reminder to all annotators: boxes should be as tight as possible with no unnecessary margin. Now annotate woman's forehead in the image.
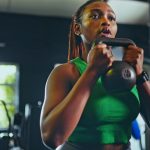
[82,2,114,14]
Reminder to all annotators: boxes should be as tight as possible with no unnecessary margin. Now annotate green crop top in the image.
[68,57,140,144]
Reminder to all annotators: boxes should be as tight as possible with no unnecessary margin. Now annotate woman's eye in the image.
[91,14,99,20]
[108,15,116,21]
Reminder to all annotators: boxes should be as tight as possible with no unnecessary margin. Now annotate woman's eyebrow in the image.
[90,9,115,15]
[108,9,115,15]
[90,9,103,14]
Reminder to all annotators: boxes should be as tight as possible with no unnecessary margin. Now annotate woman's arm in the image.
[137,80,150,128]
[40,44,112,149]
[40,63,101,148]
[123,45,150,127]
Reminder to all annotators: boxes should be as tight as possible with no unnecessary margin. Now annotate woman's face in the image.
[77,2,117,45]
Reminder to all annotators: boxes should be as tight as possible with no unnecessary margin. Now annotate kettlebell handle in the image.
[97,37,137,93]
[93,37,136,47]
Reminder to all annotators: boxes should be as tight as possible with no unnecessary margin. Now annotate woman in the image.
[40,0,150,150]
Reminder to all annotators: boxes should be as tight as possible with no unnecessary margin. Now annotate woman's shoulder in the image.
[48,62,80,83]
[53,61,78,73]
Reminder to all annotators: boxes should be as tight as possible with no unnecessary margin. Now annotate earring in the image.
[76,32,81,36]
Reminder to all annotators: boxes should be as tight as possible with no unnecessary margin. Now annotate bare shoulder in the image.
[44,62,80,104]
[42,62,80,116]
[47,62,79,85]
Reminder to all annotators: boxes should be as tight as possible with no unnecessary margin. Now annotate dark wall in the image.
[0,13,71,150]
[0,12,149,150]
[0,13,71,109]
[117,24,149,57]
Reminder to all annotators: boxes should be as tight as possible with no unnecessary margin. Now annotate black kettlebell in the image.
[92,37,136,93]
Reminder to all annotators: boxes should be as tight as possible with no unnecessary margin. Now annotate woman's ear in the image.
[74,23,81,36]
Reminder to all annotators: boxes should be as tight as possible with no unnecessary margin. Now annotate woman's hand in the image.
[87,43,115,75]
[123,45,144,76]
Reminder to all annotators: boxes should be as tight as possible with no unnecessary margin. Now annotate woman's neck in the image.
[82,42,92,62]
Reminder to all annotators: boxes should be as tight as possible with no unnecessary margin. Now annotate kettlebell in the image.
[92,37,136,93]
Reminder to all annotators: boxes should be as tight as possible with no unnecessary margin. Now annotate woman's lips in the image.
[100,32,112,38]
[98,28,112,38]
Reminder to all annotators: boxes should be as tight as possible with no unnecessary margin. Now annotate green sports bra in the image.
[68,57,140,144]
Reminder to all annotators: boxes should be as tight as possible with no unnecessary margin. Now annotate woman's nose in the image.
[100,17,110,26]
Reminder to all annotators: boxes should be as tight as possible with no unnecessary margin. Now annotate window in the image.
[0,63,19,129]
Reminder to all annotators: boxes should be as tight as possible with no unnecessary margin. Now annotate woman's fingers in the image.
[123,45,144,74]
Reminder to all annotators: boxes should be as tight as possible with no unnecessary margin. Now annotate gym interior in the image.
[0,0,149,150]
